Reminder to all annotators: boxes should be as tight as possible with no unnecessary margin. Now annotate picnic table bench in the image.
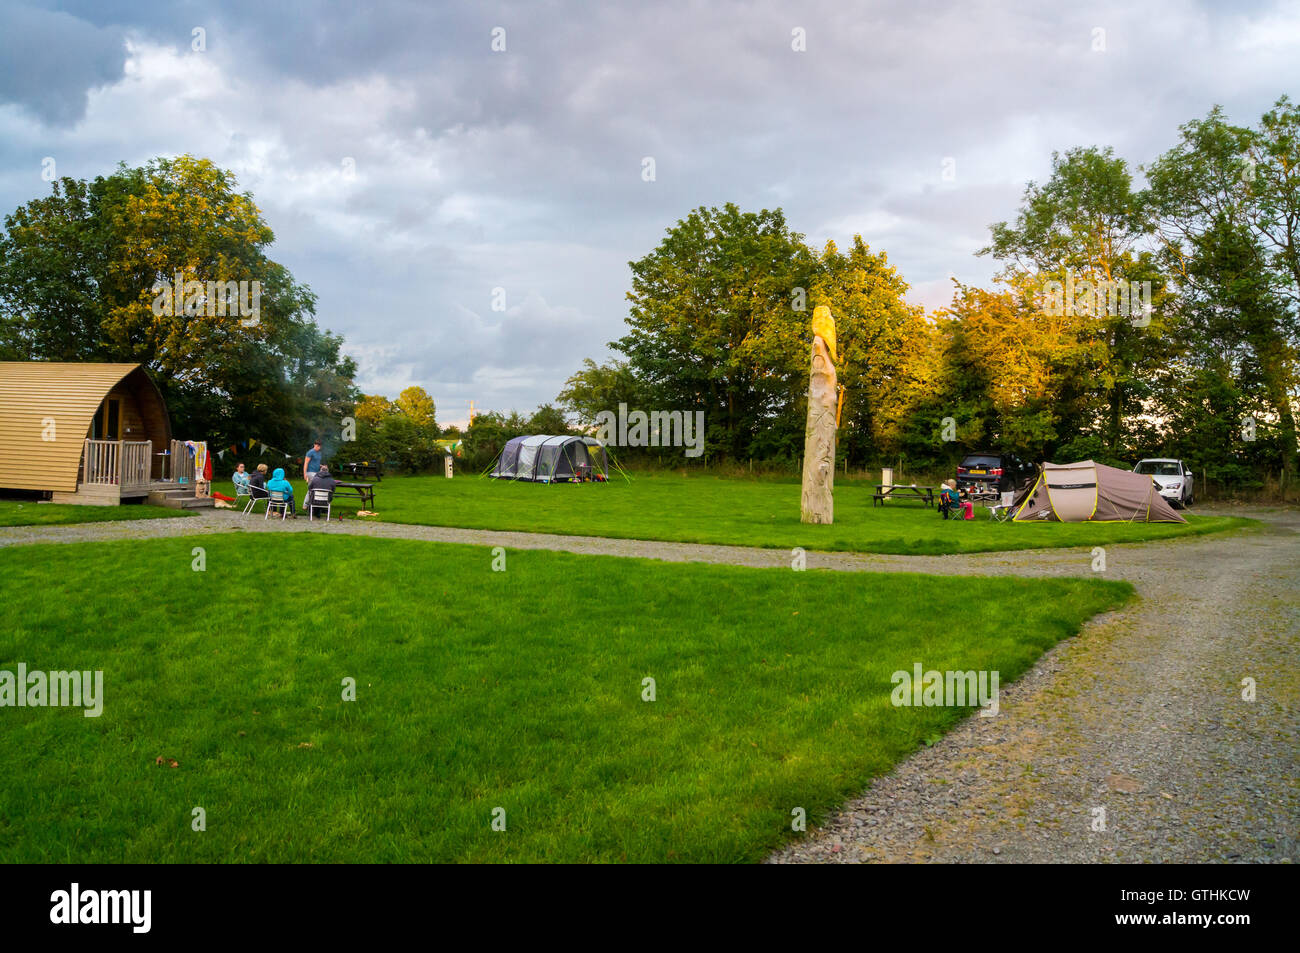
[333,481,376,509]
[872,483,934,507]
[336,462,382,481]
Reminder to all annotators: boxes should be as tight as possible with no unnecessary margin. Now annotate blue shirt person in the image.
[303,440,323,484]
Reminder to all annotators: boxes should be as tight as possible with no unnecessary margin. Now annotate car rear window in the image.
[960,455,1000,468]
[1136,462,1182,476]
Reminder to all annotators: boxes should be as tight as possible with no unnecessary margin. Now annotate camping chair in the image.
[307,488,333,522]
[243,486,269,515]
[939,490,974,523]
[944,502,975,524]
[265,489,289,520]
[987,491,1017,522]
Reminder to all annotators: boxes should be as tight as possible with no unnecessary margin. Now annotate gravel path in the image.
[769,506,1300,864]
[2,505,1295,863]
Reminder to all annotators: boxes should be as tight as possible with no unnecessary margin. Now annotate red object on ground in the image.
[962,501,974,519]
[213,491,235,502]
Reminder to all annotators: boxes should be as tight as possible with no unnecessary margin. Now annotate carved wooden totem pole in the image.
[800,305,838,524]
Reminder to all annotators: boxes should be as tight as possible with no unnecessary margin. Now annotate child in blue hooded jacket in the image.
[266,467,296,516]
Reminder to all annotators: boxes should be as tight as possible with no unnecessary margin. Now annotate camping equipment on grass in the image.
[488,435,610,483]
[1012,460,1185,523]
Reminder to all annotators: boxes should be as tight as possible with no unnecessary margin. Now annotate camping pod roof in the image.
[0,362,171,493]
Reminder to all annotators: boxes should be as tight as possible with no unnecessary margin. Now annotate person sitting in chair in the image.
[248,463,269,496]
[939,479,962,519]
[232,463,251,493]
[307,465,338,517]
[308,464,338,495]
[266,467,296,517]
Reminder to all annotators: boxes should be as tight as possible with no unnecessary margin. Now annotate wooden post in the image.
[801,307,838,524]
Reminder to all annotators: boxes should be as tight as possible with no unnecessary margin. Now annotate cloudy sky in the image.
[1,1,1297,425]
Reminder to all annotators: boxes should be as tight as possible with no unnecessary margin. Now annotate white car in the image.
[1134,458,1194,507]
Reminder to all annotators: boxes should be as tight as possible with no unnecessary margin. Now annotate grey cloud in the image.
[1,0,1298,412]
[0,3,128,123]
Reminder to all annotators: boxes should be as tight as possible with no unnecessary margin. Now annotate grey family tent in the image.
[489,435,609,483]
[1011,460,1185,523]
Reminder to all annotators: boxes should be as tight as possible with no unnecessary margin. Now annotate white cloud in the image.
[1,0,1298,414]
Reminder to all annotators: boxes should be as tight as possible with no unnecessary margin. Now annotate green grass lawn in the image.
[0,500,191,527]
[218,471,1252,555]
[0,534,1131,863]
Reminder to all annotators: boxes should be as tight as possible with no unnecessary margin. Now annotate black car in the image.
[955,452,1034,495]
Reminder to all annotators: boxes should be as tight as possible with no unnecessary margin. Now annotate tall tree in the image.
[353,394,398,426]
[0,155,357,452]
[556,358,647,427]
[807,237,931,464]
[396,385,437,431]
[616,203,816,459]
[1145,100,1300,487]
[982,146,1172,457]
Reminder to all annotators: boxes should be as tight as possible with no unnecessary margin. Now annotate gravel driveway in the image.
[769,506,1300,864]
[2,504,1295,863]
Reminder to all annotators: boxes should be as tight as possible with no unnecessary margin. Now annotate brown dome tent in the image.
[1011,460,1186,523]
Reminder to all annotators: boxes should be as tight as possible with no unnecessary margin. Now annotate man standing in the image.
[303,439,323,485]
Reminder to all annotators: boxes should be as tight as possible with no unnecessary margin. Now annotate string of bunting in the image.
[214,439,299,463]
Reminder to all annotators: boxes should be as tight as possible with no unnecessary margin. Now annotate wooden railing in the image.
[82,439,152,493]
[120,441,152,493]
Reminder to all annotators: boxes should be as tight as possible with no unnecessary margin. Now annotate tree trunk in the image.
[801,338,837,523]
[1259,343,1298,490]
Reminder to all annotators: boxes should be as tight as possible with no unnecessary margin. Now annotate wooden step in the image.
[148,488,213,509]
[172,497,215,510]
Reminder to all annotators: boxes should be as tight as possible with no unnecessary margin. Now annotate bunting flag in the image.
[217,437,310,464]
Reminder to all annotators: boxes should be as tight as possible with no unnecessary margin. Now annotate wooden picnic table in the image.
[872,483,934,507]
[337,462,382,481]
[333,481,376,509]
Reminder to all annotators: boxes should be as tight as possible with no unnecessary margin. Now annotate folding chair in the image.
[942,505,971,525]
[307,488,332,521]
[987,490,1017,522]
[243,487,268,515]
[265,490,289,520]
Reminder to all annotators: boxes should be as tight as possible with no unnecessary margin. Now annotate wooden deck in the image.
[50,439,153,504]
[47,438,214,506]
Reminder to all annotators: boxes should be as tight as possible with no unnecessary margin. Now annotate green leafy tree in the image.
[1146,100,1300,487]
[528,404,571,434]
[396,386,437,432]
[462,410,532,472]
[616,203,816,459]
[0,155,357,452]
[807,238,932,465]
[354,394,397,426]
[556,359,646,427]
[982,146,1173,458]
